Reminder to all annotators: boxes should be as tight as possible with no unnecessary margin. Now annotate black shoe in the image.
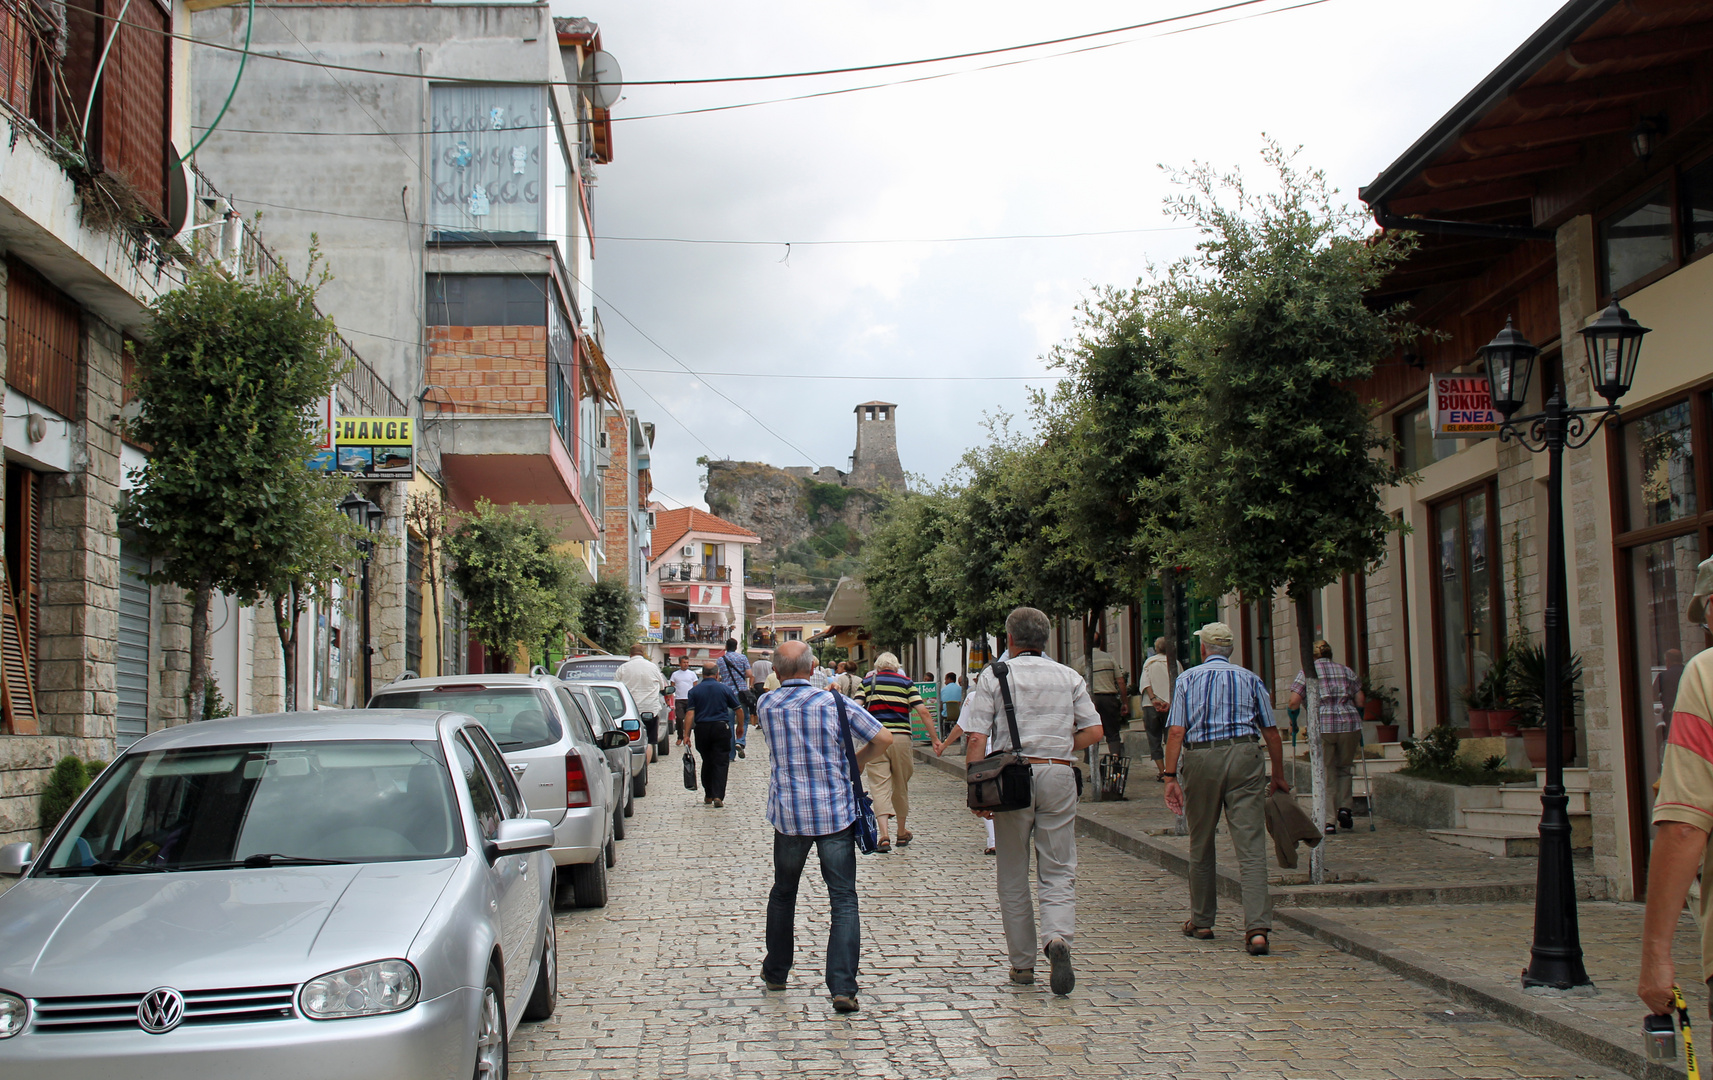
[1045,939,1075,996]
[831,994,859,1013]
[737,747,746,759]
[763,978,787,991]
[1338,808,1354,830]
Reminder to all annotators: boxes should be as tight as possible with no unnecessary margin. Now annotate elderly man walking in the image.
[961,607,1104,995]
[1142,638,1174,782]
[616,645,669,761]
[757,640,893,1014]
[856,653,933,851]
[682,663,741,807]
[1163,622,1289,956]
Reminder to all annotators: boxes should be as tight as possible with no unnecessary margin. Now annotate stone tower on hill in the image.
[848,401,904,490]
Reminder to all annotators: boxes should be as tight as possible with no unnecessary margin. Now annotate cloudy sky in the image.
[559,0,1567,511]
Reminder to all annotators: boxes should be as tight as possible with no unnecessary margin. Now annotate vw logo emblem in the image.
[137,987,185,1034]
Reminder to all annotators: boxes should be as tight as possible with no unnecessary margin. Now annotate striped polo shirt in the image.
[856,670,922,735]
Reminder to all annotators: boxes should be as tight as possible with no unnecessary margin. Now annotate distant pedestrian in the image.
[939,671,963,740]
[960,606,1103,995]
[670,657,698,730]
[855,653,932,851]
[717,638,752,760]
[934,716,996,855]
[1079,634,1129,758]
[617,645,669,762]
[1288,640,1365,834]
[1142,639,1174,782]
[683,663,741,807]
[1163,622,1289,956]
[758,640,894,1014]
[751,654,775,719]
[810,664,830,690]
[833,661,860,698]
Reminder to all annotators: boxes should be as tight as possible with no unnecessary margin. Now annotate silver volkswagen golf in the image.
[0,711,557,1079]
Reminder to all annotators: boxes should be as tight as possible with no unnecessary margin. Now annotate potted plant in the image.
[1486,645,1521,737]
[1459,682,1493,737]
[1508,642,1583,767]
[1363,680,1401,743]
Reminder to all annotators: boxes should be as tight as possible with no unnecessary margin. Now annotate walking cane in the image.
[1357,725,1377,832]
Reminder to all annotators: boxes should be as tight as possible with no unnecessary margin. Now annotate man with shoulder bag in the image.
[960,606,1103,995]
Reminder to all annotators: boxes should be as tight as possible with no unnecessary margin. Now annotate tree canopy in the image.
[444,500,584,669]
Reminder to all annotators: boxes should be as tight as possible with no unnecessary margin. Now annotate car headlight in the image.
[0,992,26,1038]
[299,960,419,1019]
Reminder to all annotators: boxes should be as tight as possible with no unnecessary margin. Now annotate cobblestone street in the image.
[513,739,1628,1080]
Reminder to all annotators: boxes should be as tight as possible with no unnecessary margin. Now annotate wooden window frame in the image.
[1427,480,1505,727]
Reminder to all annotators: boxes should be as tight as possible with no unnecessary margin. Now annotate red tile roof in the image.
[651,507,760,558]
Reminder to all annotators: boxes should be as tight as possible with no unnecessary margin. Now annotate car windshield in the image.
[558,658,624,681]
[37,740,462,874]
[590,685,629,719]
[373,686,562,751]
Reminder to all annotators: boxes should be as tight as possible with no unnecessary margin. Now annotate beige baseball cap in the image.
[1194,621,1235,648]
[1690,554,1713,627]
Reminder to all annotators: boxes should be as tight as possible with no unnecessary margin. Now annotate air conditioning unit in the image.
[681,545,694,557]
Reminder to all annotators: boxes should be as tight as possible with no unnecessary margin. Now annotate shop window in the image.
[1623,400,1697,530]
[1626,534,1706,848]
[1601,185,1673,296]
[1396,402,1455,474]
[1682,155,1713,257]
[1430,485,1503,726]
[426,274,546,326]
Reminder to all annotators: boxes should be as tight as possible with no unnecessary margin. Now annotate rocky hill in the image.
[704,460,890,608]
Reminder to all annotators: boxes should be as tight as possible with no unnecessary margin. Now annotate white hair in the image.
[874,652,902,672]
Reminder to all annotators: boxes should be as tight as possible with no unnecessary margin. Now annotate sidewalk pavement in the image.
[916,744,1690,1080]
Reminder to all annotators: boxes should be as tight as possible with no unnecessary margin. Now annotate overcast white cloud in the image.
[553,0,1567,511]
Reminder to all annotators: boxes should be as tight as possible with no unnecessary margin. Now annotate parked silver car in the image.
[0,711,555,1079]
[558,681,634,842]
[368,673,628,908]
[585,681,649,800]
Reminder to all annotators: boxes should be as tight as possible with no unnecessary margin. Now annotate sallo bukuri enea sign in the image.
[308,416,416,480]
[1428,373,1499,438]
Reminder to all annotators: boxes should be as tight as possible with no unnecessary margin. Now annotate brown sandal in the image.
[1246,931,1270,955]
[1182,920,1214,940]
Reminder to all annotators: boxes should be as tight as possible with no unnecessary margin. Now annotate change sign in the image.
[309,416,416,480]
[1429,373,1499,438]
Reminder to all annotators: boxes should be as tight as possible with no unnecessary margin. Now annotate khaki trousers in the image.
[864,735,913,829]
[993,763,1079,970]
[1322,731,1359,815]
[1182,740,1272,934]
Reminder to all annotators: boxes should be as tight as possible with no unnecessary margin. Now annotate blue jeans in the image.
[732,707,749,758]
[762,826,859,997]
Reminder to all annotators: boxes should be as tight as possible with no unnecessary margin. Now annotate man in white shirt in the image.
[616,646,669,761]
[669,656,699,733]
[1141,638,1175,781]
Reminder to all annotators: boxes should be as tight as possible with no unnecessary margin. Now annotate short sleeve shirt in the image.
[959,655,1101,759]
[1650,650,1713,980]
[856,670,923,735]
[1289,659,1363,734]
[1167,656,1276,743]
[670,669,698,699]
[717,651,751,694]
[687,679,739,725]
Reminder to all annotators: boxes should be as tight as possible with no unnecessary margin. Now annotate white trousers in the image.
[992,763,1079,970]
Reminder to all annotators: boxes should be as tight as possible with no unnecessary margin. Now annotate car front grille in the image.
[32,984,298,1032]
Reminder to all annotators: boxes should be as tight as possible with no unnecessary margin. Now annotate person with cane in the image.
[1287,640,1364,835]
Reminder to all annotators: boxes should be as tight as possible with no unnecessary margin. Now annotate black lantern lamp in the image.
[1579,301,1650,405]
[338,492,385,704]
[1631,114,1665,164]
[339,492,384,536]
[1480,317,1539,419]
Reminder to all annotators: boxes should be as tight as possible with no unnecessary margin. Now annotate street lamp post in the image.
[1479,303,1650,991]
[339,492,387,704]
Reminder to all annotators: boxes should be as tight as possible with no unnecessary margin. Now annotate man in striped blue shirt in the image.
[757,640,893,1013]
[1162,621,1289,956]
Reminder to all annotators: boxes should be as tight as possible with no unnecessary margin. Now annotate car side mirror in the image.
[0,842,33,876]
[597,730,629,750]
[490,818,554,859]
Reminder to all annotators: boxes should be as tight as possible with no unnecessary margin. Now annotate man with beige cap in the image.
[1637,554,1713,1017]
[1162,621,1289,956]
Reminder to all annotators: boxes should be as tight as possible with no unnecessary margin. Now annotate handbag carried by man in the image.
[831,691,880,853]
[966,662,1034,813]
[682,745,697,790]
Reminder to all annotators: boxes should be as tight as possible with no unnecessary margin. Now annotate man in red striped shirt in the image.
[1639,555,1713,1017]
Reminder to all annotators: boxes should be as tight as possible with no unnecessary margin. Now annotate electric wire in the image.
[175,0,253,164]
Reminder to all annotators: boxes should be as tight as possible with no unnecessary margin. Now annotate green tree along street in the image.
[120,259,355,721]
[444,500,585,671]
[580,577,644,656]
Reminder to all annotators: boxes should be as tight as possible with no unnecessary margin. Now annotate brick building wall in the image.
[602,410,629,583]
[426,325,549,413]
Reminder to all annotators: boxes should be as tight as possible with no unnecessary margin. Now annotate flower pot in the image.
[1489,708,1520,737]
[1375,723,1400,744]
[1467,709,1492,738]
[1364,698,1384,722]
[1521,727,1548,767]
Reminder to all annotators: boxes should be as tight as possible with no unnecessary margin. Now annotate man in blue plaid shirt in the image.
[756,640,894,1013]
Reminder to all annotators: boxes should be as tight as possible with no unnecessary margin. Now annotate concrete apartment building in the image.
[192,7,648,676]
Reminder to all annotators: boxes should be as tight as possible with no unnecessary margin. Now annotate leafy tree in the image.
[1163,142,1413,880]
[582,577,641,655]
[264,468,361,710]
[121,260,348,720]
[444,501,582,671]
[39,756,104,834]
[862,491,958,651]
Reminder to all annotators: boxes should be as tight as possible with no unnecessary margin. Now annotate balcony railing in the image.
[659,563,731,582]
[661,621,731,644]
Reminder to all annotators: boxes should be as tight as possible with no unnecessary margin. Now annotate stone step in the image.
[1496,785,1589,813]
[1455,808,1592,851]
[1427,828,1539,858]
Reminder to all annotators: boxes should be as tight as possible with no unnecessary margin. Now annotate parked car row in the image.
[0,662,668,1078]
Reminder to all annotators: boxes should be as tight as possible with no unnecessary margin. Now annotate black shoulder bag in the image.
[966,662,1034,813]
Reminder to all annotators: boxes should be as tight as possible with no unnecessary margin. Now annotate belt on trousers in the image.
[1026,757,1077,767]
[1185,735,1259,750]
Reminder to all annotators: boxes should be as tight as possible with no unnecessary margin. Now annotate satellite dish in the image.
[582,50,622,111]
[165,144,192,236]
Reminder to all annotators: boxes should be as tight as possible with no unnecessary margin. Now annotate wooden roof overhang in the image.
[1355,0,1713,412]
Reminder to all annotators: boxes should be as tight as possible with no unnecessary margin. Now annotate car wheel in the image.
[605,835,616,868]
[624,782,636,818]
[520,925,557,1022]
[474,967,507,1079]
[612,801,627,840]
[658,735,671,758]
[632,760,648,799]
[567,854,608,908]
